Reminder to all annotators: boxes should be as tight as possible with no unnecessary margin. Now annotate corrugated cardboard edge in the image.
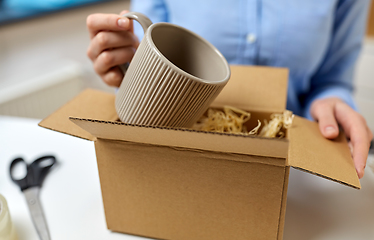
[38,89,118,141]
[69,117,289,161]
[288,116,361,189]
[40,120,95,141]
[291,167,360,189]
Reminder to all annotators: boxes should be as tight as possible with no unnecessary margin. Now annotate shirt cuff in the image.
[304,87,357,120]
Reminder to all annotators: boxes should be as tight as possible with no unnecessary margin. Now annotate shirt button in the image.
[246,33,257,44]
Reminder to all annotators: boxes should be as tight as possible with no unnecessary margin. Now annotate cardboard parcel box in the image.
[39,65,360,240]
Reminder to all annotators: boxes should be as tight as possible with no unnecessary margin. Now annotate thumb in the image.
[310,99,340,139]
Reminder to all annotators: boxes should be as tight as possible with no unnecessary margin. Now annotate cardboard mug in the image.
[115,12,230,128]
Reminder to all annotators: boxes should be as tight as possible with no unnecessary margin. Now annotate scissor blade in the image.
[23,187,51,240]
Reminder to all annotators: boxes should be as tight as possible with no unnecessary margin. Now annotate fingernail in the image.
[325,126,336,135]
[117,18,129,28]
[358,169,365,179]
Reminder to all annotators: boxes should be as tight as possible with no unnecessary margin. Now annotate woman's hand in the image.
[310,97,373,179]
[86,10,139,87]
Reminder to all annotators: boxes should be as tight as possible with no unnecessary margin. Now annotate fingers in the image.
[87,13,132,39]
[87,30,138,61]
[94,47,135,74]
[86,10,140,87]
[310,99,340,139]
[102,67,124,87]
[310,98,373,179]
[334,102,372,178]
[94,47,135,87]
[349,128,370,179]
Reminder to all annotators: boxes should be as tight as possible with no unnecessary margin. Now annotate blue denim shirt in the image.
[131,0,370,118]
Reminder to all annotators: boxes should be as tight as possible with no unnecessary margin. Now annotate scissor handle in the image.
[10,155,57,191]
[10,157,29,191]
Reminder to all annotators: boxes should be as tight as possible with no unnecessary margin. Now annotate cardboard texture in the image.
[39,65,360,240]
[95,140,286,239]
[288,116,360,188]
[211,66,288,113]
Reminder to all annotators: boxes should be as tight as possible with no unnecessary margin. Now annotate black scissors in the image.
[10,155,57,240]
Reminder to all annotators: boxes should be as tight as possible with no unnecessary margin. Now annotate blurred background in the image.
[0,0,127,119]
[0,0,373,136]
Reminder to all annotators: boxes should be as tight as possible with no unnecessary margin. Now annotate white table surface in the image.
[1,116,373,240]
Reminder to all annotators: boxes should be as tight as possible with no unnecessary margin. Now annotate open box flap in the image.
[38,89,118,141]
[69,117,289,161]
[211,65,288,113]
[288,116,361,189]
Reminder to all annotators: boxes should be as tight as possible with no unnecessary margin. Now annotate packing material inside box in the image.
[39,65,360,240]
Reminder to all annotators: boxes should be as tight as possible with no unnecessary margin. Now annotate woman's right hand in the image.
[86,10,139,87]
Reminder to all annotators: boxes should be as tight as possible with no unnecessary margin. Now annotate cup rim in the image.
[146,22,231,85]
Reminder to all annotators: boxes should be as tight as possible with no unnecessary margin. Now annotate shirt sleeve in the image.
[130,0,169,40]
[303,0,371,120]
